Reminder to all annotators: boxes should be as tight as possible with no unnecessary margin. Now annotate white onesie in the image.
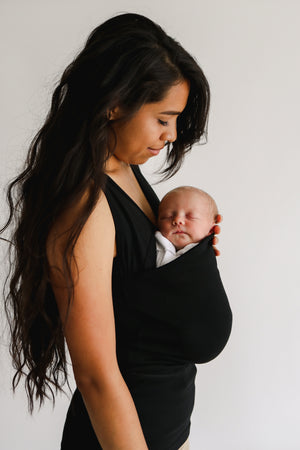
[155,231,198,267]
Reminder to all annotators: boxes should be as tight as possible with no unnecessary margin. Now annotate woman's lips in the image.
[148,147,163,155]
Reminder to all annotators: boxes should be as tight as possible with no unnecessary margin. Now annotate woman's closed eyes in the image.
[158,119,169,126]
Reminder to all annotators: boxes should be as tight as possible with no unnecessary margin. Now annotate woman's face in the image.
[108,80,190,165]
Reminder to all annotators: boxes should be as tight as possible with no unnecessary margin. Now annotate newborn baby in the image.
[155,186,218,266]
[125,185,231,364]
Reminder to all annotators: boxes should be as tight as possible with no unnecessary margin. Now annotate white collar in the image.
[155,231,177,254]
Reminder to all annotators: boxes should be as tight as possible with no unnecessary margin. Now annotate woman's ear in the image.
[107,106,121,120]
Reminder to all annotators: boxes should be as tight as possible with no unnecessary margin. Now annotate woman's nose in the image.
[162,125,177,143]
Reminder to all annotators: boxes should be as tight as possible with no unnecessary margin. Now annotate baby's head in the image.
[157,186,218,250]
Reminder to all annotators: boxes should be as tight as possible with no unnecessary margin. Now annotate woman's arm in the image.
[47,192,148,450]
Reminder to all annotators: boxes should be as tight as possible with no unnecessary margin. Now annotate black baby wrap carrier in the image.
[60,167,232,450]
[124,234,232,366]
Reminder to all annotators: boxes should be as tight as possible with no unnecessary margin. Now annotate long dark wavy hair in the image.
[0,13,210,412]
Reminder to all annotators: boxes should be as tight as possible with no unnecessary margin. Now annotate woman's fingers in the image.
[213,215,222,235]
[212,214,222,256]
[212,236,219,245]
[213,224,221,235]
[215,214,222,224]
[213,246,220,257]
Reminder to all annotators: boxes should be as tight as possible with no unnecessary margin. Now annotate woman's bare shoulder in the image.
[46,189,116,281]
[46,190,120,384]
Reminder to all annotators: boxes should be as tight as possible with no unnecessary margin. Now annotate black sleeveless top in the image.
[61,165,232,450]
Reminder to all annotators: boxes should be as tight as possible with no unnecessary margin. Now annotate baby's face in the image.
[158,191,215,250]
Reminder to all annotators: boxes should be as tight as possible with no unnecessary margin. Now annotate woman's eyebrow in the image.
[159,111,181,115]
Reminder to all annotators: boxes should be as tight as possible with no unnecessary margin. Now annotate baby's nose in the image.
[172,215,185,225]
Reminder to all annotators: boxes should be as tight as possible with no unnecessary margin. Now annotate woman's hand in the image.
[212,214,222,256]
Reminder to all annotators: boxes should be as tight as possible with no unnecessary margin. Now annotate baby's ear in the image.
[208,226,215,235]
[208,220,218,234]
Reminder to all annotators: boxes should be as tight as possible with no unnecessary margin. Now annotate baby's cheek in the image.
[158,226,168,239]
[159,222,171,234]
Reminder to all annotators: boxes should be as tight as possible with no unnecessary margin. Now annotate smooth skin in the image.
[158,189,217,250]
[47,80,221,449]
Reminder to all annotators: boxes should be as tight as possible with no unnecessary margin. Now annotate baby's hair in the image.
[159,186,219,221]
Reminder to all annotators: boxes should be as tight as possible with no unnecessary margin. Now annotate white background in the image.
[1,1,300,449]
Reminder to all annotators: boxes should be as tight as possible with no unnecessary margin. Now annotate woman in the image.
[1,13,229,449]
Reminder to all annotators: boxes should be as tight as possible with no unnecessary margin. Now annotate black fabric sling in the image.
[124,234,232,366]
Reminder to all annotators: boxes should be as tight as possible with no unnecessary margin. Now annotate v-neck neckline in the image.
[105,166,157,227]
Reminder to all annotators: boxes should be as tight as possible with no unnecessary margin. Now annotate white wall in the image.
[1,1,300,449]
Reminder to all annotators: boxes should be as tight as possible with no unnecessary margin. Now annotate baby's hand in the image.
[212,214,222,256]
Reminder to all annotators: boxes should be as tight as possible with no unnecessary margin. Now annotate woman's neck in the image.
[105,155,130,175]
